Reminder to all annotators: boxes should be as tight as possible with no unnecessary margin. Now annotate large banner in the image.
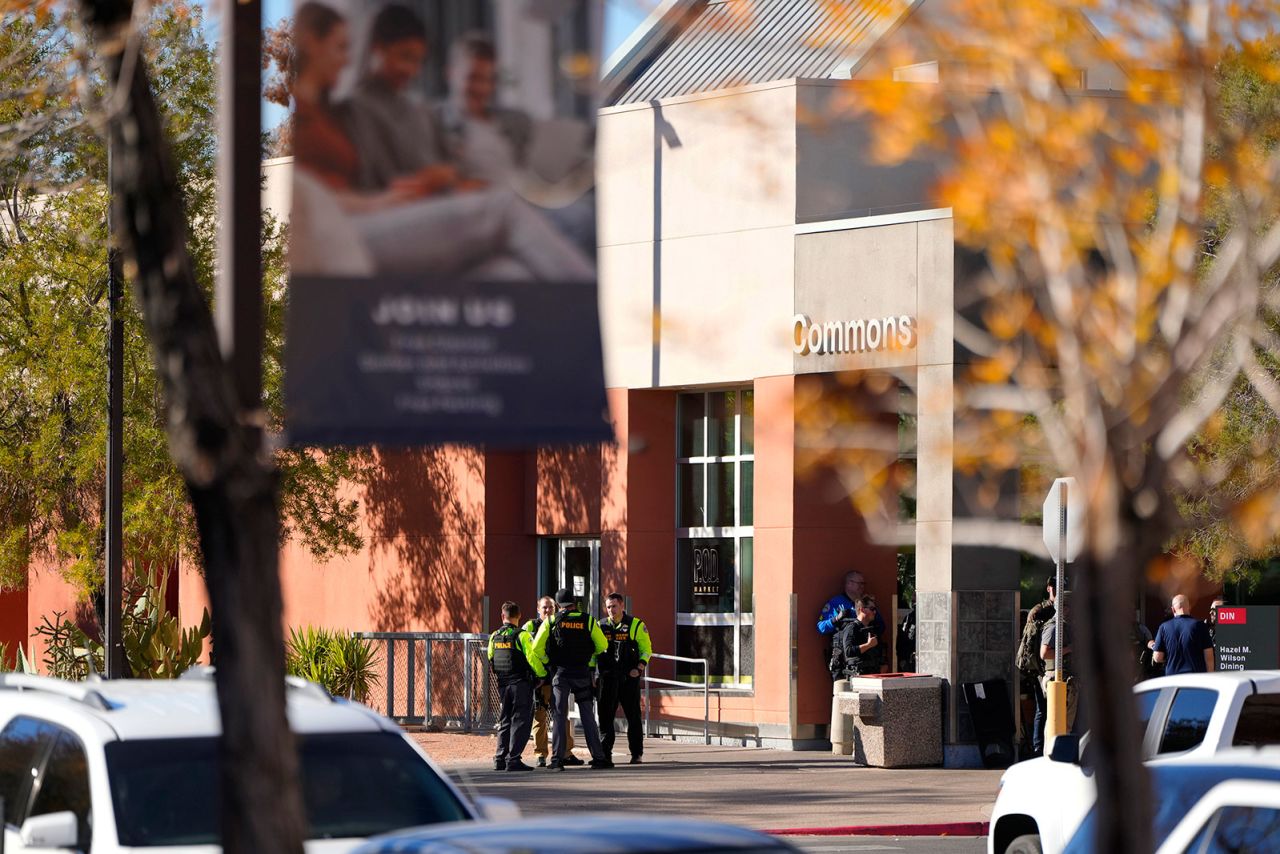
[284,0,610,446]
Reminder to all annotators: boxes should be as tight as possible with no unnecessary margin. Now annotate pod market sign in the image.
[793,313,918,356]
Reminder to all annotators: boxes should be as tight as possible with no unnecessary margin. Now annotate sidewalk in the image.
[411,732,1003,833]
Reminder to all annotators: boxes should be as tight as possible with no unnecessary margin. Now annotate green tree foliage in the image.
[1178,37,1280,585]
[0,2,362,594]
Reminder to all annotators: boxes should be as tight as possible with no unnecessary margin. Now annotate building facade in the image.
[2,0,1142,764]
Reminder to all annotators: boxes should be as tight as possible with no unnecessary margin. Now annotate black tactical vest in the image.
[490,625,533,681]
[549,611,597,668]
[601,614,641,672]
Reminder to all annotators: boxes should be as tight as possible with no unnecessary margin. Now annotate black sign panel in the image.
[1214,606,1280,671]
[286,278,608,446]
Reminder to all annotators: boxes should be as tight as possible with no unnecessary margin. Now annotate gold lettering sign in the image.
[692,547,720,596]
[562,621,584,630]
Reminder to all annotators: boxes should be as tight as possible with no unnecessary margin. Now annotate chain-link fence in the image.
[354,632,500,730]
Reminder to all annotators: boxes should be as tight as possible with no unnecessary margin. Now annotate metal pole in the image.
[1055,480,1067,679]
[216,0,262,412]
[644,669,650,737]
[104,140,125,680]
[702,658,709,745]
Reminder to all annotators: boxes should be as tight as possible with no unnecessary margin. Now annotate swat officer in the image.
[598,592,652,764]
[522,595,580,767]
[827,596,884,679]
[531,587,611,770]
[487,601,546,771]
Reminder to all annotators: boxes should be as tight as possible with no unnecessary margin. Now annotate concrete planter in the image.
[830,674,943,767]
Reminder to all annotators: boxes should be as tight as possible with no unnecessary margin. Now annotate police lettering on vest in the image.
[602,615,641,672]
[550,612,596,667]
[491,625,534,681]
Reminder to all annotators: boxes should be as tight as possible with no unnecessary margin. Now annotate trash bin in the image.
[830,673,943,767]
[961,678,1016,769]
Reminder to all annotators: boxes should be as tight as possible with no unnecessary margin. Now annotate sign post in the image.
[1042,477,1082,745]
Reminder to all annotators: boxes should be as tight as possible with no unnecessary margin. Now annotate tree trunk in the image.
[76,2,306,851]
[1075,506,1161,853]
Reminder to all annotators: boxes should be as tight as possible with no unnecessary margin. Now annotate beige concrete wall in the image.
[793,222,923,374]
[597,83,799,389]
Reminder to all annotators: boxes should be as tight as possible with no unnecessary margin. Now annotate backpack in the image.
[1017,601,1054,677]
[829,617,879,679]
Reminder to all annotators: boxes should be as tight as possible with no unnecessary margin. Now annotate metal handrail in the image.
[642,652,710,745]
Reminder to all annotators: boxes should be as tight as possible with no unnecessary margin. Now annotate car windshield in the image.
[105,731,469,846]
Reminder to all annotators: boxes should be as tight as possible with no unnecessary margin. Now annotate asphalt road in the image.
[793,838,985,854]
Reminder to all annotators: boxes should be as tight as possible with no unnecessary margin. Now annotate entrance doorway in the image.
[538,538,601,617]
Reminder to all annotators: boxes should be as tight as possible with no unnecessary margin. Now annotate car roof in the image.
[1136,670,1280,692]
[0,672,390,740]
[357,815,795,853]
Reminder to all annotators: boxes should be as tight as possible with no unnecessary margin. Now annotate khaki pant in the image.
[532,682,574,759]
[1040,672,1080,733]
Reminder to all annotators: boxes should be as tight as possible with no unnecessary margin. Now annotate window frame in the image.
[675,389,755,687]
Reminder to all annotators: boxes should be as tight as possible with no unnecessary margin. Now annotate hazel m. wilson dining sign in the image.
[793,313,918,356]
[284,0,609,447]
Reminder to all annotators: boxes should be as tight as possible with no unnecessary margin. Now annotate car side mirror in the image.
[1048,733,1081,765]
[20,811,79,849]
[473,796,521,822]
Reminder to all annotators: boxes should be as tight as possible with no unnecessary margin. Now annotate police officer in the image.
[532,587,611,770]
[598,592,652,764]
[522,595,580,767]
[487,601,545,771]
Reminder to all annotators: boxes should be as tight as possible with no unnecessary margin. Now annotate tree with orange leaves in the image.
[800,1,1280,851]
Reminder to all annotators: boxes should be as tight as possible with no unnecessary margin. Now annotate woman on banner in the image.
[289,2,594,283]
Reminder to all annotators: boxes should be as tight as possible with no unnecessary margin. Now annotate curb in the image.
[765,822,989,837]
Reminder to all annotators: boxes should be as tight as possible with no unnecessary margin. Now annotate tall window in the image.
[676,390,754,685]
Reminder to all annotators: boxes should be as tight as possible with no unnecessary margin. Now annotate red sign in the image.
[1218,608,1247,625]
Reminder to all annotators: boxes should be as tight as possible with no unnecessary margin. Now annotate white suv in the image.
[0,672,504,852]
[988,670,1280,854]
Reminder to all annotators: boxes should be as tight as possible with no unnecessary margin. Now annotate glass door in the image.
[558,539,600,617]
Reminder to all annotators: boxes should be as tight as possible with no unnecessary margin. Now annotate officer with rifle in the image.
[532,588,612,770]
[598,592,652,764]
[487,601,546,771]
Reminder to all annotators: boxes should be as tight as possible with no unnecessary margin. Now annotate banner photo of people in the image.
[284,0,610,447]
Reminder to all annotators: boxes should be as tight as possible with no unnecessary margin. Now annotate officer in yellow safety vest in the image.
[531,588,611,770]
[487,601,546,771]
[522,596,579,766]
[598,592,653,764]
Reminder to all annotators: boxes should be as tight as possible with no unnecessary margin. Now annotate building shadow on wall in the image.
[534,442,620,535]
[358,448,485,632]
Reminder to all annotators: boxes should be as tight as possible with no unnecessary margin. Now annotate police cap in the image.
[554,587,577,607]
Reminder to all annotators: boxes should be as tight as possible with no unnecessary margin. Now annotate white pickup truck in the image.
[987,670,1280,854]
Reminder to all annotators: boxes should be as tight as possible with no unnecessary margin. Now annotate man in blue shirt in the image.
[1151,594,1215,675]
[818,571,886,660]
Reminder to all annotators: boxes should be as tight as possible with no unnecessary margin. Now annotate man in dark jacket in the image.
[598,593,653,765]
[487,601,545,771]
[531,588,611,770]
[828,597,884,679]
[1017,576,1056,755]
